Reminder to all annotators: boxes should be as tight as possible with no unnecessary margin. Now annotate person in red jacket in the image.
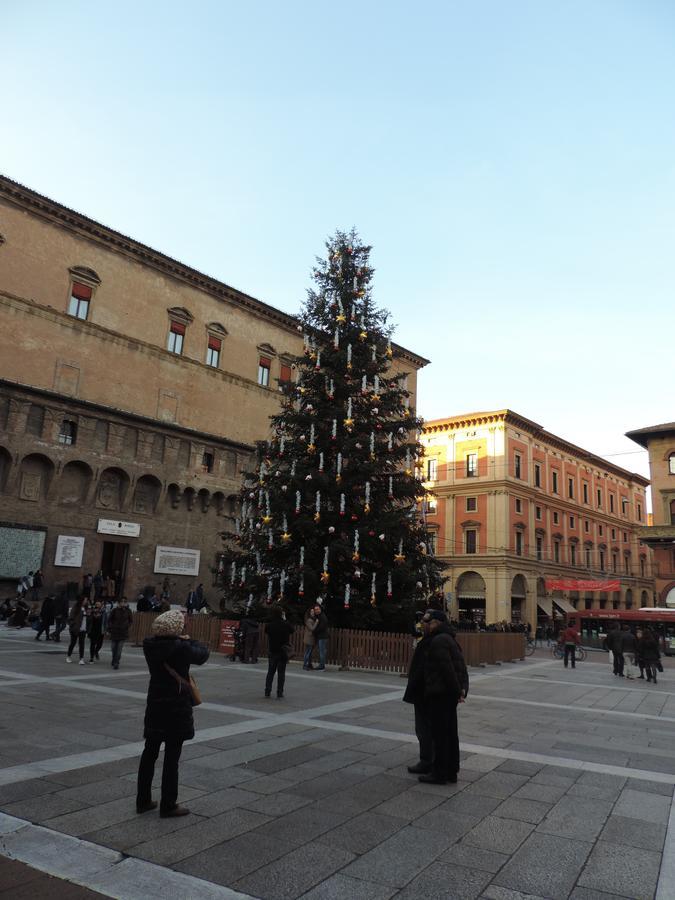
[560,623,581,669]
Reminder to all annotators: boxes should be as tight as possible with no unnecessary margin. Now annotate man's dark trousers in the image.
[613,651,624,675]
[413,702,433,770]
[428,697,453,780]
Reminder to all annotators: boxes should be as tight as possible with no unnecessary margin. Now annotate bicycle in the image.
[552,643,587,662]
[524,638,536,656]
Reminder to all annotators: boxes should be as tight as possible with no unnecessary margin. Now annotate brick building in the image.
[420,410,654,626]
[626,422,675,607]
[0,176,426,600]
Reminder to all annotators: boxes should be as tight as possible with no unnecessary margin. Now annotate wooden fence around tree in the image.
[129,613,525,672]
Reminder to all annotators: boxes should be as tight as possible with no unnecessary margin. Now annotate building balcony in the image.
[636,524,675,547]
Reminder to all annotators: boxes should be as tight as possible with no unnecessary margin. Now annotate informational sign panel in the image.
[219,620,240,655]
[54,535,85,568]
[97,519,141,537]
[0,524,46,579]
[154,545,201,576]
[545,579,620,592]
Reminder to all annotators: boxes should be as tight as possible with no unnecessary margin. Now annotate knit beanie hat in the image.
[152,610,185,637]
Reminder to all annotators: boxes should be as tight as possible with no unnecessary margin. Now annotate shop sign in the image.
[97,519,141,537]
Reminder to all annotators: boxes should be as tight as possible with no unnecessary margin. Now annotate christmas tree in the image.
[219,229,445,630]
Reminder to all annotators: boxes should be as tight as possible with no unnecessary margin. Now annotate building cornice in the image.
[422,409,650,487]
[0,174,428,369]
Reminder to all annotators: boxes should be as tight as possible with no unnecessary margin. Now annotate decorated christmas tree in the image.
[219,229,445,630]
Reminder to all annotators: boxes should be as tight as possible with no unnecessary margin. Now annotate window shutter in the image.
[280,364,292,382]
[171,321,186,335]
[259,356,271,367]
[208,336,221,351]
[72,282,92,300]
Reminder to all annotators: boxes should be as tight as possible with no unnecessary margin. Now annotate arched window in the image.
[58,419,77,446]
[166,308,193,355]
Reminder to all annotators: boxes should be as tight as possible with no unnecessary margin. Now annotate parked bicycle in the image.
[552,642,587,662]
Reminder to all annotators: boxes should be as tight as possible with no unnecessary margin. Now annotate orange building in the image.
[421,410,654,626]
[626,422,675,607]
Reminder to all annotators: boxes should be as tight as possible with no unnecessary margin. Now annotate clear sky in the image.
[3,1,674,482]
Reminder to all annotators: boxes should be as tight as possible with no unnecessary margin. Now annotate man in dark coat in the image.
[136,610,209,817]
[403,626,434,774]
[313,604,329,670]
[35,594,56,641]
[418,610,462,785]
[265,606,294,698]
[605,625,624,676]
[108,597,134,669]
[240,615,260,664]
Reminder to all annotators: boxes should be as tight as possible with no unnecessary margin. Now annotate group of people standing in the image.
[603,624,662,683]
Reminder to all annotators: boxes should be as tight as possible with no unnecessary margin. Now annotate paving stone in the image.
[128,807,271,865]
[246,744,328,774]
[466,772,529,800]
[495,760,544,777]
[251,803,350,847]
[492,832,592,900]
[537,796,613,841]
[569,888,635,900]
[175,829,297,884]
[395,861,491,899]
[1,791,89,823]
[297,873,397,899]
[242,774,298,795]
[44,796,142,836]
[493,797,551,824]
[531,766,580,788]
[482,887,550,900]
[462,754,504,772]
[239,791,311,817]
[513,782,567,804]
[435,791,503,821]
[441,843,509,874]
[464,816,535,854]
[372,788,445,821]
[0,778,61,804]
[83,808,203,850]
[341,824,455,887]
[316,810,403,855]
[599,814,667,851]
[184,786,257,817]
[291,769,374,800]
[577,841,661,898]
[234,842,355,899]
[626,777,674,797]
[612,788,671,824]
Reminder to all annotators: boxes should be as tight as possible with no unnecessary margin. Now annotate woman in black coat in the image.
[136,610,209,817]
[637,628,661,684]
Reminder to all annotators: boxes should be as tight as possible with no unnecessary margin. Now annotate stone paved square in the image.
[1,631,675,899]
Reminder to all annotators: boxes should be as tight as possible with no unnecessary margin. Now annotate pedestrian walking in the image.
[53,592,69,642]
[313,603,329,670]
[93,570,104,600]
[637,627,661,684]
[635,628,646,679]
[303,606,318,669]
[66,597,89,664]
[560,622,580,669]
[136,610,209,817]
[35,594,56,641]
[416,610,462,785]
[108,597,134,669]
[264,606,294,698]
[88,601,105,662]
[604,625,624,676]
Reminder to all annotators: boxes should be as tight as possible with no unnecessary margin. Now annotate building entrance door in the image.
[100,542,129,599]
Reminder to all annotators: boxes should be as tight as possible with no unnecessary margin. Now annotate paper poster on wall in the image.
[54,535,85,568]
[154,546,201,576]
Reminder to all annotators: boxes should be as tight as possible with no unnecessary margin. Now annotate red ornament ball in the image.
[368,530,375,537]
[351,514,358,522]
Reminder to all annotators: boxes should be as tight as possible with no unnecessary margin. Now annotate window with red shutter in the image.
[258,356,271,387]
[206,336,221,367]
[68,281,92,320]
[168,321,185,354]
[279,364,292,383]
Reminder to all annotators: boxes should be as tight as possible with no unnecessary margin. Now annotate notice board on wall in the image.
[0,523,47,579]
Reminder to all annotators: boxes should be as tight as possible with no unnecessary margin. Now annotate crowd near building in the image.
[0,176,425,601]
[627,422,675,609]
[420,410,654,626]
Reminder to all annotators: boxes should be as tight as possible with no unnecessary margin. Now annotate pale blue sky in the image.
[3,0,674,480]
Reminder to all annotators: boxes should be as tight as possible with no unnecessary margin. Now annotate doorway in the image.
[100,541,129,599]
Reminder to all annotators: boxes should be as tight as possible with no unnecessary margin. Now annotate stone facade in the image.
[421,410,654,626]
[0,175,426,600]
